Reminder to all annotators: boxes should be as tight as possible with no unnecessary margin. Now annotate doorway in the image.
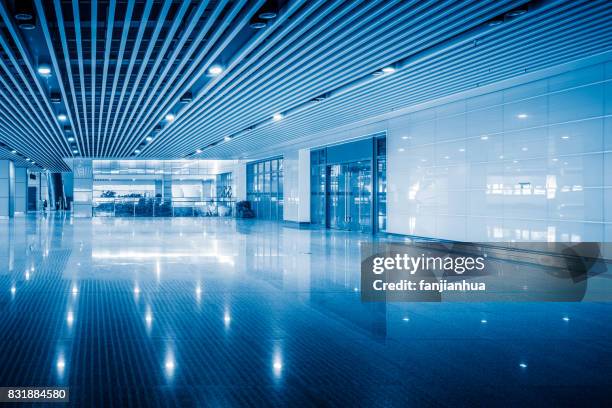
[326,160,371,231]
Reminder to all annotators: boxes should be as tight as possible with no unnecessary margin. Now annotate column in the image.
[14,167,27,215]
[297,148,311,223]
[72,158,93,218]
[0,160,15,218]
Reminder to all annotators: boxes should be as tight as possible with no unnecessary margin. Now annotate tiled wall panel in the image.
[387,59,612,250]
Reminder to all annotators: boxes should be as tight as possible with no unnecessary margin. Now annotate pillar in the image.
[72,158,93,218]
[0,160,15,218]
[14,167,27,215]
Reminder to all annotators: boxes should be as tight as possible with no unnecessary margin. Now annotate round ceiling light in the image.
[37,64,51,76]
[250,20,267,29]
[208,65,223,75]
[259,11,277,19]
[165,114,175,122]
[19,22,36,30]
[507,9,526,17]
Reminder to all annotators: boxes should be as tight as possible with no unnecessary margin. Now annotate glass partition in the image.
[246,157,283,220]
[92,160,237,217]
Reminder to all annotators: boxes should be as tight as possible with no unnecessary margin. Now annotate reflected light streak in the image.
[164,349,176,380]
[66,311,74,327]
[145,307,153,331]
[272,346,283,379]
[92,251,235,265]
[56,354,66,378]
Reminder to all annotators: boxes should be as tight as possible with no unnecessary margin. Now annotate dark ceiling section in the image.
[0,0,610,170]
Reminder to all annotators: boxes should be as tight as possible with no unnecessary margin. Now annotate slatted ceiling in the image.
[0,1,609,171]
[198,0,612,159]
[146,0,528,157]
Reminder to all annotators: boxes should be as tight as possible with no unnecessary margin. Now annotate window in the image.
[246,157,284,220]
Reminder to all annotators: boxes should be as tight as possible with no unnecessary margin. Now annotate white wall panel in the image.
[387,59,611,244]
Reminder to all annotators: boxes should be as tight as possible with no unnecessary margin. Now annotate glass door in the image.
[326,161,371,231]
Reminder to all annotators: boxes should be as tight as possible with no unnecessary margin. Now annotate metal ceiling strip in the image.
[100,0,136,157]
[113,0,214,157]
[52,0,87,155]
[91,0,97,155]
[0,2,68,155]
[72,0,90,155]
[106,0,155,153]
[112,0,173,154]
[96,0,117,157]
[111,0,192,155]
[145,0,362,156]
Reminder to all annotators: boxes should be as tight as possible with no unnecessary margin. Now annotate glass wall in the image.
[376,137,387,231]
[310,149,326,226]
[92,160,237,217]
[310,134,386,232]
[246,157,283,220]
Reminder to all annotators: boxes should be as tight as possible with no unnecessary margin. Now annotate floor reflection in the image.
[0,214,610,406]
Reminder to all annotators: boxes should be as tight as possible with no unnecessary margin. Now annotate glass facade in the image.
[91,160,237,217]
[310,149,327,226]
[310,135,386,232]
[376,138,387,231]
[246,157,284,220]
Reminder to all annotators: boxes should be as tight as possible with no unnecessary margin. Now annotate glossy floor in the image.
[0,215,611,407]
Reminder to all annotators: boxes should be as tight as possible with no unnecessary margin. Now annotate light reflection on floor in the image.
[0,214,611,407]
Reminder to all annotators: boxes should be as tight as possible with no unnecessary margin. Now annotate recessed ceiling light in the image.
[561,135,569,140]
[15,13,33,20]
[134,149,141,154]
[273,112,283,121]
[67,137,75,142]
[488,19,503,26]
[224,136,232,142]
[249,20,267,29]
[259,9,277,19]
[37,64,51,76]
[11,150,16,154]
[19,22,36,30]
[145,136,153,142]
[517,113,528,119]
[57,114,67,122]
[165,114,175,122]
[72,149,78,154]
[196,149,202,154]
[382,66,396,74]
[480,135,489,140]
[208,65,223,75]
[507,9,527,17]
